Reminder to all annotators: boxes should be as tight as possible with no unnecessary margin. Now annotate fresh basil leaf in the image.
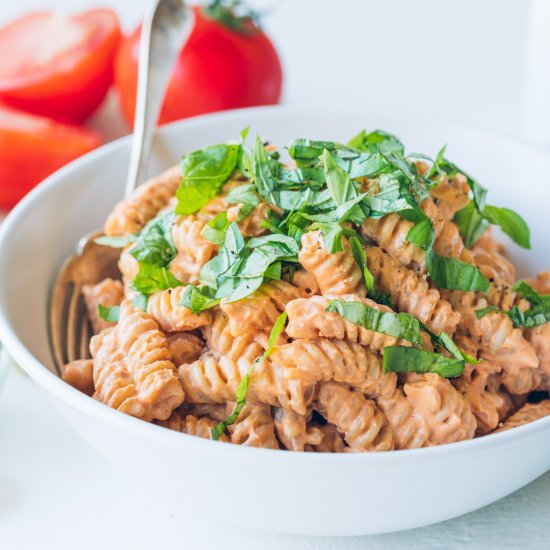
[349,129,405,156]
[323,148,359,205]
[349,235,375,295]
[201,212,230,245]
[129,211,176,266]
[97,293,149,322]
[475,306,501,320]
[476,297,550,329]
[211,311,288,440]
[403,209,435,251]
[420,323,480,364]
[326,300,422,345]
[221,275,265,302]
[383,346,464,378]
[98,304,120,323]
[513,280,550,305]
[264,261,282,280]
[427,253,490,292]
[131,265,185,295]
[288,138,358,165]
[200,222,244,289]
[94,234,136,248]
[251,135,280,205]
[482,205,531,249]
[179,285,220,315]
[176,143,240,215]
[453,202,489,248]
[438,158,530,249]
[315,222,344,254]
[225,184,260,221]
[439,158,487,211]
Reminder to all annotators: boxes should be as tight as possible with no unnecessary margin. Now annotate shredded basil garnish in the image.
[383,346,464,378]
[211,311,288,440]
[326,300,422,344]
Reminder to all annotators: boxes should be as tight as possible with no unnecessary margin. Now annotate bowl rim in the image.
[1,103,549,462]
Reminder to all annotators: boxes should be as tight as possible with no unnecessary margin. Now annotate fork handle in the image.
[124,0,193,198]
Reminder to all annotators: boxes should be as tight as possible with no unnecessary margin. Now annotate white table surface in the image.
[2,1,550,548]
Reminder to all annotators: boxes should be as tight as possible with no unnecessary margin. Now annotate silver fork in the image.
[49,0,193,374]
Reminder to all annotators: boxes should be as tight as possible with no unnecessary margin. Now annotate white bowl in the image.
[0,106,549,536]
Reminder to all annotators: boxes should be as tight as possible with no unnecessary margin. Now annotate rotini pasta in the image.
[104,165,181,236]
[61,130,550,454]
[299,231,365,296]
[82,278,124,334]
[316,381,394,452]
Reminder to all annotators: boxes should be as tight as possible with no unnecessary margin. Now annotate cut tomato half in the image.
[0,9,121,123]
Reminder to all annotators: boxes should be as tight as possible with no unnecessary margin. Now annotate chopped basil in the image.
[475,281,550,328]
[225,184,260,221]
[426,253,490,293]
[326,300,422,345]
[179,285,220,315]
[97,304,120,323]
[383,346,464,378]
[176,143,240,215]
[201,212,230,245]
[211,311,288,440]
[438,158,530,249]
[97,294,148,323]
[200,223,298,303]
[129,211,176,267]
[131,265,185,295]
[453,202,489,249]
[482,205,531,250]
[94,234,136,248]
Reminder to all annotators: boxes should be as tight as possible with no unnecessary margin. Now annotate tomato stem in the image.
[202,0,262,35]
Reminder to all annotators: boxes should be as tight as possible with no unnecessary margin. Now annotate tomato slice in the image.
[0,10,121,123]
[0,104,101,209]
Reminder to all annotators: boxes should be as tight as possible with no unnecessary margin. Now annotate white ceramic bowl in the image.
[1,106,549,536]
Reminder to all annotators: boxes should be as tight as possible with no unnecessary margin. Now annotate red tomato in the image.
[0,10,121,123]
[0,104,101,209]
[115,5,282,126]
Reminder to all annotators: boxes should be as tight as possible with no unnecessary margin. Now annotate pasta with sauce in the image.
[61,129,550,451]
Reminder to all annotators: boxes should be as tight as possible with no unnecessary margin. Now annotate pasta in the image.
[364,247,460,335]
[61,130,550,453]
[494,400,550,432]
[82,278,124,334]
[299,231,365,296]
[104,165,181,236]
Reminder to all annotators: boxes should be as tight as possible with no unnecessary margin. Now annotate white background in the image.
[1,1,550,548]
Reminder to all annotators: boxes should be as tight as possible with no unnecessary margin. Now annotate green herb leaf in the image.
[225,184,260,221]
[349,236,376,295]
[179,285,220,315]
[475,282,550,328]
[250,135,280,205]
[212,311,288,440]
[420,325,480,364]
[453,202,489,248]
[97,304,121,323]
[176,143,240,215]
[427,253,490,292]
[513,280,550,305]
[131,265,185,295]
[97,294,148,323]
[439,158,487,211]
[201,212,230,245]
[129,211,176,266]
[383,346,464,378]
[94,234,136,248]
[482,205,531,249]
[326,300,422,344]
